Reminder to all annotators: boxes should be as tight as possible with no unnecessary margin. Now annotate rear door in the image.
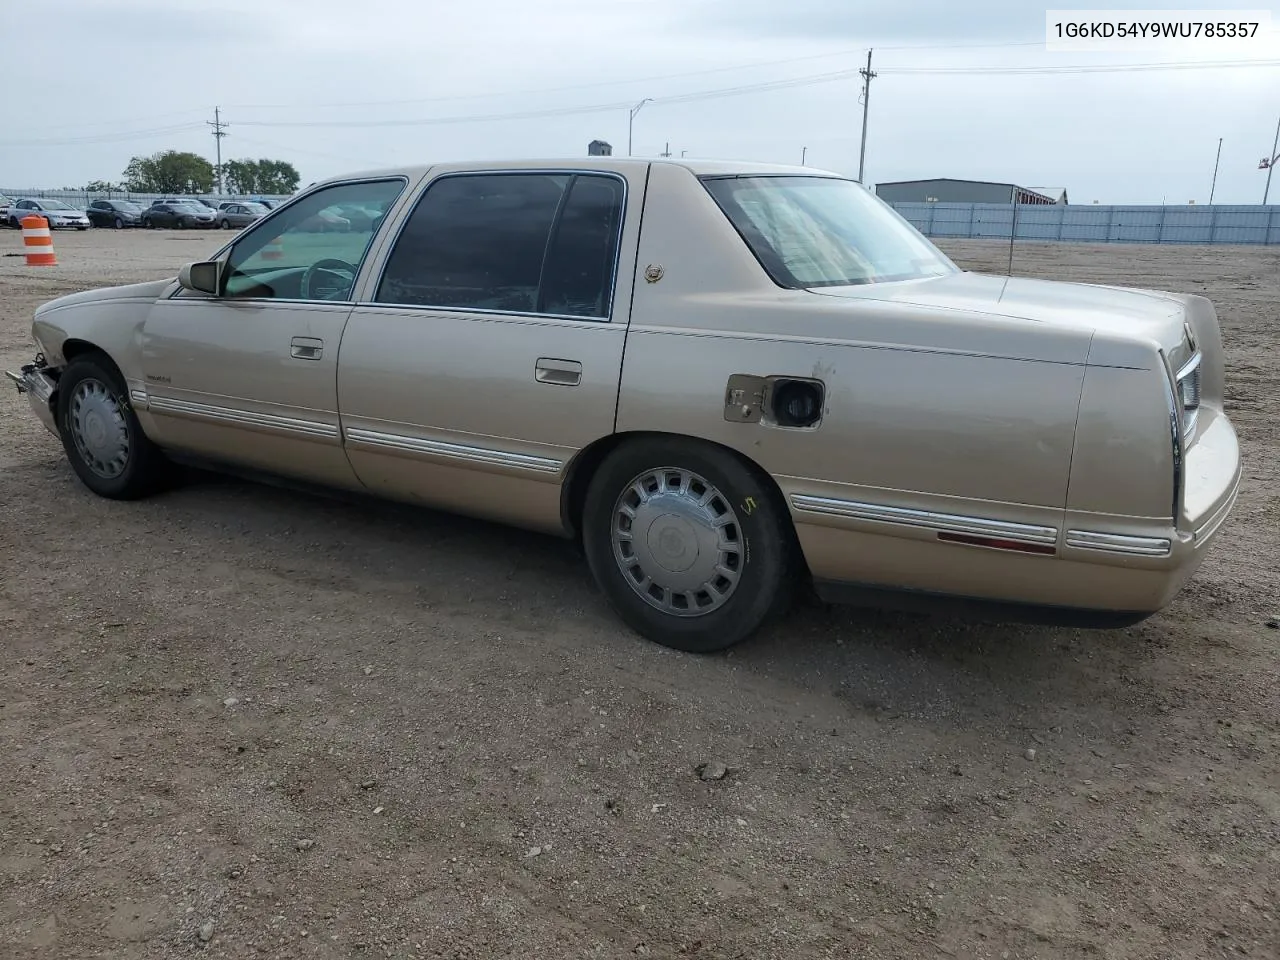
[337,164,643,534]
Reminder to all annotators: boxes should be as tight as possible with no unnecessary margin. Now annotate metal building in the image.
[875,178,1067,205]
[587,140,613,157]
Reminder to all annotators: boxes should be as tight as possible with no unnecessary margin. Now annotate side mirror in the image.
[178,260,222,295]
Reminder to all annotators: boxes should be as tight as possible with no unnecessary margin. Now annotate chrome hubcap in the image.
[611,467,743,617]
[68,378,130,479]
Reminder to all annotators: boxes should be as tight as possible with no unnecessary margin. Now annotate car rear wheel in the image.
[220,218,231,229]
[56,354,172,500]
[581,437,797,653]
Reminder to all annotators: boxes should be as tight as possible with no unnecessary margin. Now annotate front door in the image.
[138,176,412,489]
[337,166,641,534]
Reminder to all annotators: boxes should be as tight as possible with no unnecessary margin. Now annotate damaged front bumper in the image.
[4,357,59,436]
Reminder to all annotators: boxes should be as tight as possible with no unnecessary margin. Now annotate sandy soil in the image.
[1,227,1277,960]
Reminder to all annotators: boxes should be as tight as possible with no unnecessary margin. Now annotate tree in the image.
[85,179,122,193]
[122,150,215,194]
[223,157,301,195]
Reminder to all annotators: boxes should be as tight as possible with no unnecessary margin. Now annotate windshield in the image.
[40,199,75,210]
[116,201,143,212]
[244,202,268,213]
[700,175,957,287]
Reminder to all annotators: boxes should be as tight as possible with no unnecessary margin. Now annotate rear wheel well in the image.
[561,431,807,572]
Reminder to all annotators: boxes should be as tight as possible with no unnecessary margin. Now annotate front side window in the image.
[374,171,625,319]
[222,178,405,301]
[701,175,957,288]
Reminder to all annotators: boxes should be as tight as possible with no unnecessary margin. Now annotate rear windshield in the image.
[700,174,957,288]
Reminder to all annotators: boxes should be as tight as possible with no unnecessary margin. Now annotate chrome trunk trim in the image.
[1064,530,1172,557]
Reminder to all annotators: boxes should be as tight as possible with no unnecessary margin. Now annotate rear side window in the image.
[374,171,625,319]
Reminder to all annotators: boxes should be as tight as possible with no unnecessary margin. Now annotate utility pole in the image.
[857,49,876,183]
[660,141,671,158]
[801,146,807,166]
[208,106,228,195]
[1209,137,1223,204]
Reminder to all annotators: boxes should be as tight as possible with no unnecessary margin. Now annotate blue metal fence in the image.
[888,202,1280,245]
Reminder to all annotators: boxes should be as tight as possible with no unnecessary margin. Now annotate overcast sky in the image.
[3,0,1280,203]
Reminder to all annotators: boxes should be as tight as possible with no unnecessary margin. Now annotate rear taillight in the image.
[1176,352,1202,443]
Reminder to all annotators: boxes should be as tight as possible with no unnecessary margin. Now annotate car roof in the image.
[305,156,846,189]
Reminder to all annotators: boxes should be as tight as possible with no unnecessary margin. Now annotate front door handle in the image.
[290,336,324,360]
[535,357,582,386]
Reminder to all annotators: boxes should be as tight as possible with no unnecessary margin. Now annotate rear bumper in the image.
[789,409,1241,624]
[5,362,58,436]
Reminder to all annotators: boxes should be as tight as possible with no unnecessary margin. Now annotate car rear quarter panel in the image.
[615,164,1096,593]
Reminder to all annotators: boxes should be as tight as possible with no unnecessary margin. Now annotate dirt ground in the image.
[1,228,1277,960]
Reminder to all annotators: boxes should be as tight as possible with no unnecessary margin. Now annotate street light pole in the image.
[628,98,652,157]
[1262,114,1280,204]
[1209,137,1223,204]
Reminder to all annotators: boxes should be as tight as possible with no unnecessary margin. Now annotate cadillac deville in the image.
[6,159,1241,652]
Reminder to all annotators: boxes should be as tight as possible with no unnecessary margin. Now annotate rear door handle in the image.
[535,357,582,386]
[290,336,324,360]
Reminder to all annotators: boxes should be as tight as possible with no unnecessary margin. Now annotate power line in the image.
[220,38,1048,113]
[880,57,1280,75]
[6,122,206,147]
[233,68,865,130]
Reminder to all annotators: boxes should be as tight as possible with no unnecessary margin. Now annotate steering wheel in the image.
[300,258,358,300]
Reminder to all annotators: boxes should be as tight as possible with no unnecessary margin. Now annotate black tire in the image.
[114,217,124,229]
[55,353,172,500]
[142,218,153,229]
[178,217,188,229]
[581,437,797,653]
[220,218,231,229]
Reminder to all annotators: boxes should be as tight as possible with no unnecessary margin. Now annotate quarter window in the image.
[222,178,405,301]
[374,172,625,319]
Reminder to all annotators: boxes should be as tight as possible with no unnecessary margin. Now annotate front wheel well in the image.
[48,340,123,407]
[560,430,808,571]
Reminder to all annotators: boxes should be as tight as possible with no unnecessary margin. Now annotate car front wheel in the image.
[56,354,172,500]
[581,437,797,653]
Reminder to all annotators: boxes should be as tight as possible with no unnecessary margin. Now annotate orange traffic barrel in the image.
[22,215,57,266]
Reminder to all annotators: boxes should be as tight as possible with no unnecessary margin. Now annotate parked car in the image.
[6,197,90,230]
[140,200,217,229]
[4,159,1241,653]
[153,197,219,210]
[215,201,268,229]
[87,199,146,229]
